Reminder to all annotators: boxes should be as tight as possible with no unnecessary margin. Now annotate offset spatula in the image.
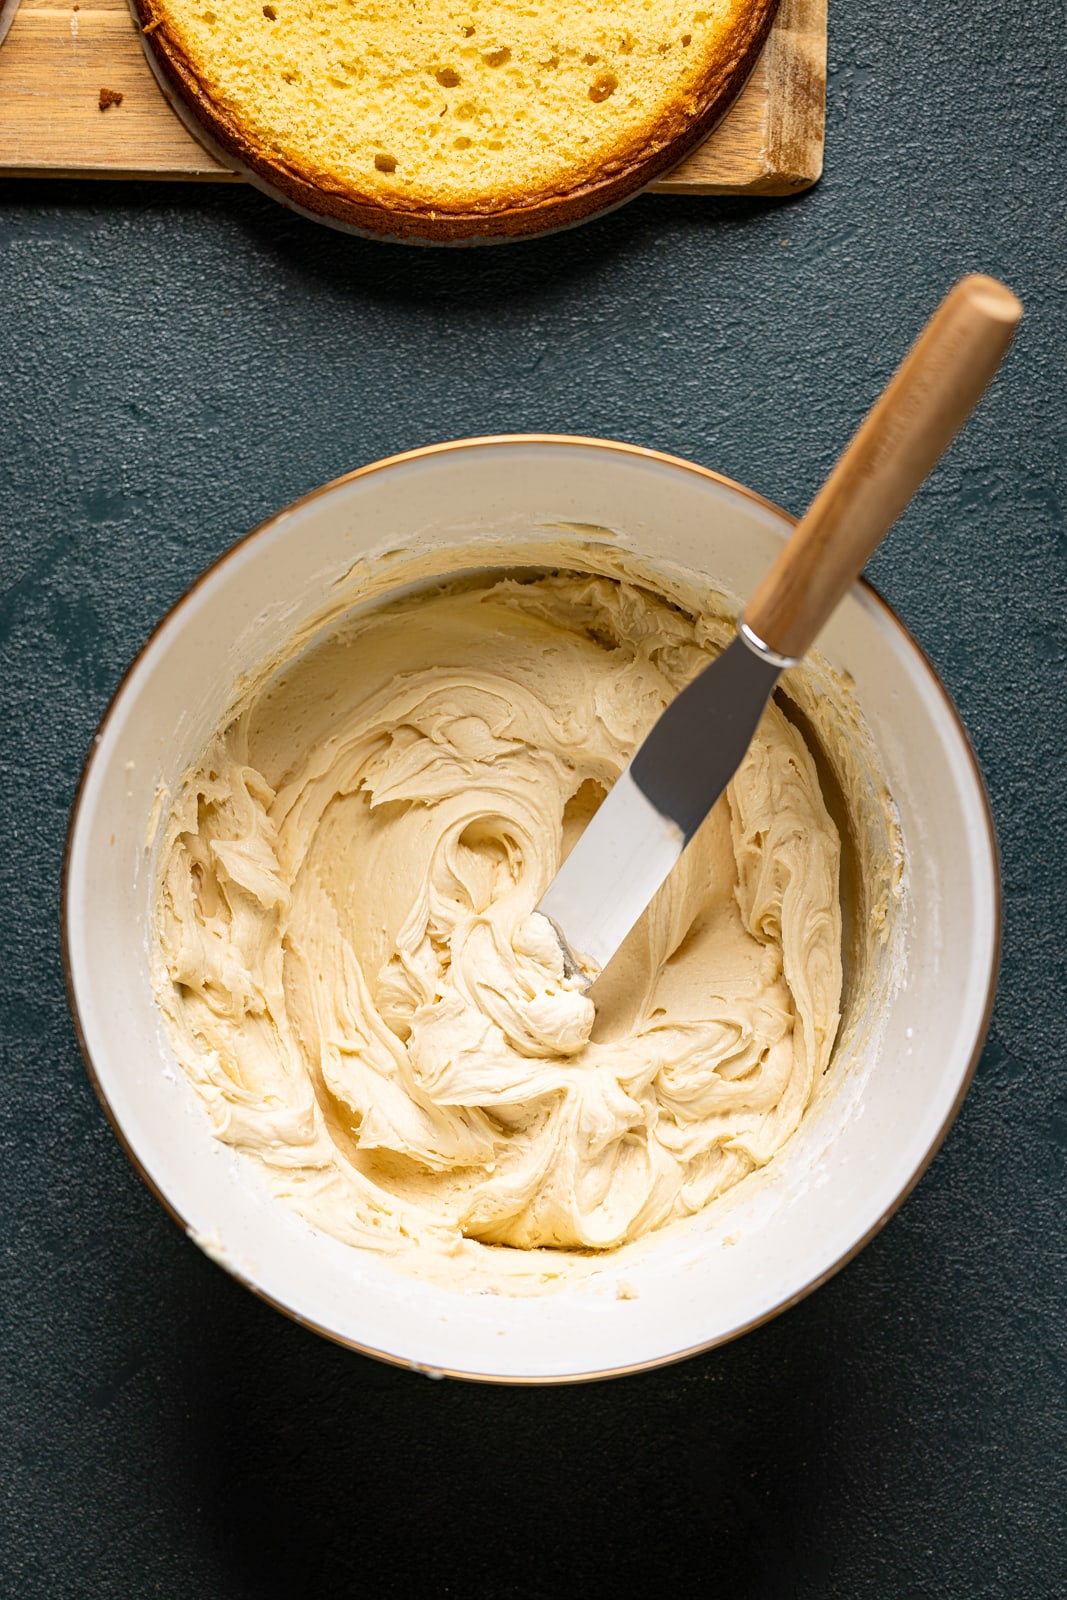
[537,275,1022,987]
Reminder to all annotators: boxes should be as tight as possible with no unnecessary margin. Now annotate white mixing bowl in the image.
[63,436,999,1382]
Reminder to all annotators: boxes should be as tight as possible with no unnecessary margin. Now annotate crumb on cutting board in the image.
[99,88,124,111]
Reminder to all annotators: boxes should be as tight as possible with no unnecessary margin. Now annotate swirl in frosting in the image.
[154,574,842,1260]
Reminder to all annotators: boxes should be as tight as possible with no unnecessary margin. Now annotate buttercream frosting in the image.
[154,573,842,1264]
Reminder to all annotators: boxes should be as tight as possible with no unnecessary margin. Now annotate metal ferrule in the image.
[738,618,801,671]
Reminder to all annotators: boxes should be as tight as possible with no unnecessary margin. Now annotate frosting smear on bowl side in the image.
[154,574,841,1262]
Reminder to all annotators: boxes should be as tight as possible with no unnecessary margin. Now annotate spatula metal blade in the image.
[535,632,782,983]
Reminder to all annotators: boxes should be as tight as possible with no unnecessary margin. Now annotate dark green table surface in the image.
[2,3,1064,1595]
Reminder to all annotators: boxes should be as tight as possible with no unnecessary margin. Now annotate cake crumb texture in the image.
[136,1,775,234]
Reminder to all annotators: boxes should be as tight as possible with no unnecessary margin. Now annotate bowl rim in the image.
[61,432,1002,1384]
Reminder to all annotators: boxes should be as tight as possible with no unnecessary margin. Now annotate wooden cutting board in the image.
[0,0,826,195]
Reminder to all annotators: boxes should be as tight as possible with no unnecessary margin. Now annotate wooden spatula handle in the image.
[743,274,1023,662]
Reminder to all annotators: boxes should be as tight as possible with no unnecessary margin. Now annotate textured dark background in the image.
[2,1,1065,1595]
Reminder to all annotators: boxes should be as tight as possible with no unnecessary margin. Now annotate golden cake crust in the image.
[133,1,780,242]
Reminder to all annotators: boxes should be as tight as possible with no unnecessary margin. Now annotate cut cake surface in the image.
[134,0,780,239]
